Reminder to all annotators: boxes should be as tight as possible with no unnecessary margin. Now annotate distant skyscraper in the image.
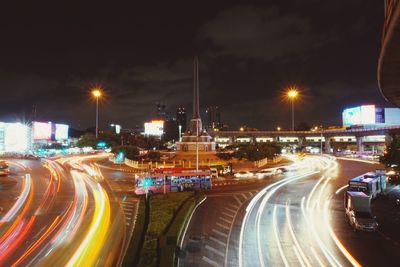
[176,107,187,132]
[205,106,222,130]
[156,103,167,120]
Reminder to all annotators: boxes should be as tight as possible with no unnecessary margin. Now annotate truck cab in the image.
[344,191,378,232]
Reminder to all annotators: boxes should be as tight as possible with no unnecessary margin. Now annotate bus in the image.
[348,170,386,198]
[135,167,212,195]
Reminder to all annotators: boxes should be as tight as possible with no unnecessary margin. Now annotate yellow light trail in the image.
[67,178,111,267]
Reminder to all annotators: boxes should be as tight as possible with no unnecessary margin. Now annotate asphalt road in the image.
[180,155,397,267]
[0,155,126,266]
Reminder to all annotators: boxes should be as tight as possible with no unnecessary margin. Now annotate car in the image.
[256,169,275,178]
[0,160,10,176]
[234,171,252,178]
[276,167,289,173]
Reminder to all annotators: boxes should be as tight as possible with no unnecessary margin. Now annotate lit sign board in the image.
[144,120,164,136]
[360,105,376,124]
[55,124,69,140]
[4,123,29,152]
[342,105,376,126]
[33,122,52,140]
[343,107,361,126]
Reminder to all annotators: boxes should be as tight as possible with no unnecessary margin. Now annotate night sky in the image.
[0,1,390,131]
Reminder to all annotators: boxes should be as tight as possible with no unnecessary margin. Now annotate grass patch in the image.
[123,196,146,267]
[138,191,195,267]
[159,193,204,266]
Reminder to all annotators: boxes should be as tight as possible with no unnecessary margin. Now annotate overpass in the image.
[210,125,400,153]
[378,0,400,106]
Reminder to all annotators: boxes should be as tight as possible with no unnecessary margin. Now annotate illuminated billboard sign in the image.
[33,122,52,140]
[4,123,30,152]
[144,120,164,136]
[55,124,69,140]
[360,105,376,124]
[343,105,376,126]
[343,107,361,126]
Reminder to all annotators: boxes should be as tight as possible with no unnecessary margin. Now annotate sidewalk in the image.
[95,160,142,173]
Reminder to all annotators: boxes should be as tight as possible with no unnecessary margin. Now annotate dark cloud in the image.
[0,1,388,130]
[199,5,323,61]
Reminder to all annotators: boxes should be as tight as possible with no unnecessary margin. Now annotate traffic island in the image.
[136,191,202,267]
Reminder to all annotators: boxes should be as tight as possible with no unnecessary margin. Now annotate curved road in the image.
[0,154,125,267]
[181,155,398,267]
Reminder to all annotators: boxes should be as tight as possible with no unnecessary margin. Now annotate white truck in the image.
[344,191,378,232]
[348,170,386,199]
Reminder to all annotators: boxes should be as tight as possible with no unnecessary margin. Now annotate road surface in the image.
[180,155,398,267]
[0,154,127,266]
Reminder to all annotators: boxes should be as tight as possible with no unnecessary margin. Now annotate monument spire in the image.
[193,56,200,119]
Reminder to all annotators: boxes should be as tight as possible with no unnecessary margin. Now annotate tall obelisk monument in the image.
[176,57,215,153]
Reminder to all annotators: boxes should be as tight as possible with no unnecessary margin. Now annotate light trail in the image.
[273,205,290,267]
[240,155,362,267]
[285,201,312,267]
[323,200,362,267]
[335,185,348,195]
[0,174,32,223]
[67,177,111,266]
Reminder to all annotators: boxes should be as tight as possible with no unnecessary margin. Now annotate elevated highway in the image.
[210,125,400,153]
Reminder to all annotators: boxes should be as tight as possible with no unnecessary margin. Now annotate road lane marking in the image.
[221,211,234,219]
[210,236,226,247]
[212,229,228,238]
[202,256,223,267]
[219,217,232,224]
[233,195,242,205]
[216,222,230,230]
[224,207,237,214]
[229,204,240,209]
[205,245,225,257]
[240,193,248,200]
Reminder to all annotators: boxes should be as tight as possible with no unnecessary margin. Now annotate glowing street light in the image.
[277,126,281,131]
[91,88,103,138]
[286,86,300,131]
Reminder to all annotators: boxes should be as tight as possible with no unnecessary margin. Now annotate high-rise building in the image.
[205,106,222,131]
[176,107,187,132]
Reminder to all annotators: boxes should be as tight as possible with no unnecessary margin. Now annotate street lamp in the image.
[276,126,281,131]
[91,88,102,138]
[286,87,299,131]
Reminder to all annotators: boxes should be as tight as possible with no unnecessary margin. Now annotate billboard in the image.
[4,123,30,152]
[144,120,164,136]
[343,105,376,126]
[55,124,69,140]
[33,122,52,140]
[360,105,376,124]
[343,107,361,126]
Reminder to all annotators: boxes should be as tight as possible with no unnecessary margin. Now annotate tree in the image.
[112,145,140,160]
[380,134,400,166]
[76,133,97,148]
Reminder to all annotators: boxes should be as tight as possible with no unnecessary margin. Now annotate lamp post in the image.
[286,88,299,131]
[91,88,102,138]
